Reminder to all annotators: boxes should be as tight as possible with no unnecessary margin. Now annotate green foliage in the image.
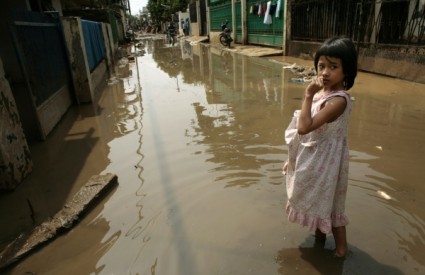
[127,14,138,25]
[147,0,189,25]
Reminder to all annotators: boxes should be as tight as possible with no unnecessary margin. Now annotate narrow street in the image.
[1,35,425,274]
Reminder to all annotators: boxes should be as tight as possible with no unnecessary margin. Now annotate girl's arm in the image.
[282,161,288,175]
[297,78,346,135]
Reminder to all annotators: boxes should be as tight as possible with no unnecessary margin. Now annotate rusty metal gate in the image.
[11,13,73,140]
[291,0,425,46]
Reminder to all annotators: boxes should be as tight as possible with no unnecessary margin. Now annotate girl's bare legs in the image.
[332,226,347,257]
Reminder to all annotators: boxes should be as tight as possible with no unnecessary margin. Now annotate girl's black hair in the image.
[314,36,358,90]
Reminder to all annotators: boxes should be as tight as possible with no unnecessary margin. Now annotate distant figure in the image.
[283,36,358,258]
[167,22,176,34]
[167,22,176,45]
[180,18,185,35]
[184,18,190,36]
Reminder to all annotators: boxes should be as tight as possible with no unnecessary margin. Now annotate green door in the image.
[210,0,284,47]
[246,0,284,47]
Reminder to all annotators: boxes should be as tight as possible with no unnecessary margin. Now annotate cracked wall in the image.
[0,57,33,189]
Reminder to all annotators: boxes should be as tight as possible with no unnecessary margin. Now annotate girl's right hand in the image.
[305,76,323,96]
[282,161,288,175]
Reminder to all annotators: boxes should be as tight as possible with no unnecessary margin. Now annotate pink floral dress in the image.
[284,91,352,234]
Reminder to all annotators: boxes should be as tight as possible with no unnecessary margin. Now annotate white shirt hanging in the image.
[264,1,272,24]
[275,0,281,18]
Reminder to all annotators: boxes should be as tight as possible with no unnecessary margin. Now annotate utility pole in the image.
[127,0,132,15]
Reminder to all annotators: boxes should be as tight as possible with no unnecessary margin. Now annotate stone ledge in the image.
[184,35,283,57]
[0,173,118,271]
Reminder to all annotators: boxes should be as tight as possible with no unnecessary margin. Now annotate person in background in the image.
[166,22,176,44]
[184,18,190,36]
[180,18,185,36]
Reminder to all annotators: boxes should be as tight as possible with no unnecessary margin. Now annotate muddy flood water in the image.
[2,36,425,274]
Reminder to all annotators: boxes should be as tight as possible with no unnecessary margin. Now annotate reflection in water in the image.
[4,37,425,274]
[276,236,344,275]
[190,49,287,188]
[277,236,403,275]
[122,50,148,248]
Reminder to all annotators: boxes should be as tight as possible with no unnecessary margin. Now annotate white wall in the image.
[178,12,190,36]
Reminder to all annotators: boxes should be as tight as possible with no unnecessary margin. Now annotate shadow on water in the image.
[121,40,198,274]
[143,85,197,275]
[277,236,403,275]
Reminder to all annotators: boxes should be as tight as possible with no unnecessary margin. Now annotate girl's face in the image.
[317,56,345,91]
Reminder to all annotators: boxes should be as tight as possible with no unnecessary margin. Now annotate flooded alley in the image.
[1,36,425,274]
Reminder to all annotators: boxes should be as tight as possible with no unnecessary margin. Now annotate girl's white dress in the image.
[285,91,352,234]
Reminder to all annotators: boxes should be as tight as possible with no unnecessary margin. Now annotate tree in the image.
[127,14,140,29]
[147,0,189,26]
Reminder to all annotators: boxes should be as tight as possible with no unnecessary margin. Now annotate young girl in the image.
[283,36,358,257]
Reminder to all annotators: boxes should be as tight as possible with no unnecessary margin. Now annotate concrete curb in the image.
[0,173,118,271]
[183,35,284,57]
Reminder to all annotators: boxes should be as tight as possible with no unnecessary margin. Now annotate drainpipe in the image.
[232,0,236,42]
[206,0,210,37]
[241,0,247,44]
[196,0,201,36]
[283,0,290,55]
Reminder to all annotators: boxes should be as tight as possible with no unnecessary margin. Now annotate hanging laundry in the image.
[270,3,277,14]
[275,0,281,18]
[253,3,259,14]
[258,2,262,16]
[264,1,272,24]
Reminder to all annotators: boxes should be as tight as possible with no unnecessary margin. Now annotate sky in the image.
[129,0,148,15]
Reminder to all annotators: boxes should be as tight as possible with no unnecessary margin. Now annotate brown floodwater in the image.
[1,36,425,274]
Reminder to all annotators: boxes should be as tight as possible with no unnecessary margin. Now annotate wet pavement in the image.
[1,34,425,274]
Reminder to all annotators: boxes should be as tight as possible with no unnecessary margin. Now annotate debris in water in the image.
[283,63,297,69]
[377,190,392,200]
[26,198,35,224]
[290,78,304,83]
[107,77,119,85]
[290,77,313,84]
